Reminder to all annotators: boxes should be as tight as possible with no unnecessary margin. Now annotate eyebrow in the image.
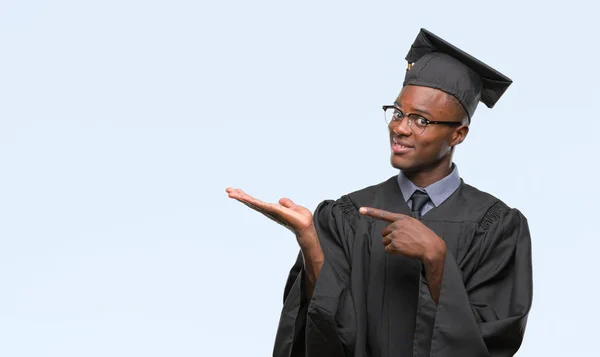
[393,102,434,118]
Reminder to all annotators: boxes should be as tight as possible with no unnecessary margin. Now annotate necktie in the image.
[410,190,430,220]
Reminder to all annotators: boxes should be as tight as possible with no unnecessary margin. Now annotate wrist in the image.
[296,225,318,247]
[423,237,446,264]
[297,227,323,262]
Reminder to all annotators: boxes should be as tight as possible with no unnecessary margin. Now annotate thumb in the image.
[279,197,296,208]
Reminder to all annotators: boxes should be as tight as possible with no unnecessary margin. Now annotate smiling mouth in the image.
[392,137,414,147]
[391,137,414,154]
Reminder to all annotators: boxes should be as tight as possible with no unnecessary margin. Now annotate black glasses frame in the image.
[382,105,463,129]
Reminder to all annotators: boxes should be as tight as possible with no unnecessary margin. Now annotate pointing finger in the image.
[359,207,405,223]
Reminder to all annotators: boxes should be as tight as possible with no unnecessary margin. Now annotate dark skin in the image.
[389,85,469,187]
[359,207,447,303]
[226,84,469,304]
[224,189,323,298]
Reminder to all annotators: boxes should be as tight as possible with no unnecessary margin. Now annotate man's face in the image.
[389,85,468,172]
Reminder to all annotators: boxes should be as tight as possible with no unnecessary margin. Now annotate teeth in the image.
[394,144,411,149]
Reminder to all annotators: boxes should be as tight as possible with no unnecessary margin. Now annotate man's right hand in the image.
[226,187,324,297]
[225,187,315,242]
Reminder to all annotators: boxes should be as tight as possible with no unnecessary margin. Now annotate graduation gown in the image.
[272,176,533,357]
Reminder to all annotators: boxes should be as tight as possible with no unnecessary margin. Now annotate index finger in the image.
[359,207,405,222]
[227,188,277,211]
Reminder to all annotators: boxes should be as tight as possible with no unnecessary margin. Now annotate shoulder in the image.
[457,185,531,263]
[460,182,528,231]
[344,176,399,208]
[314,176,398,224]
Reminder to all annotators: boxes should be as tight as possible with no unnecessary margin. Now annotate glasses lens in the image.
[409,115,427,134]
[384,107,401,126]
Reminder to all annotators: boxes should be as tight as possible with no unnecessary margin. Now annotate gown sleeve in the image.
[272,196,358,357]
[415,202,533,357]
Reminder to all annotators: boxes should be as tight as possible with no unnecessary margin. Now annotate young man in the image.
[226,28,533,357]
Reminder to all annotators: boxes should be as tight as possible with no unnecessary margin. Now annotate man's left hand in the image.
[359,206,446,262]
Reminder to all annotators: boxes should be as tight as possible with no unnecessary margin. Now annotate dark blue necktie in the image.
[410,190,430,220]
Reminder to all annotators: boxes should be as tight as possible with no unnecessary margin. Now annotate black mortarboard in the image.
[403,28,512,120]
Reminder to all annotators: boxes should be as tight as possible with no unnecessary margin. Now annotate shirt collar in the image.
[397,164,461,207]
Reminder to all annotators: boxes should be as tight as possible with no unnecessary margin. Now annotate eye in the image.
[392,110,404,121]
[411,116,429,127]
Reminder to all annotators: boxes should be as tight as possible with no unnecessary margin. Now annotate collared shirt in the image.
[397,164,462,216]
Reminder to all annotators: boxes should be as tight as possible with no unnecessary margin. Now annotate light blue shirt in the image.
[397,164,462,216]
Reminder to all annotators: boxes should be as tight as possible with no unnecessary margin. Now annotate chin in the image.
[392,153,453,175]
[390,154,432,173]
[390,155,415,171]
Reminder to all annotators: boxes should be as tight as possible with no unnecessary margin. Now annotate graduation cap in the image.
[403,28,512,120]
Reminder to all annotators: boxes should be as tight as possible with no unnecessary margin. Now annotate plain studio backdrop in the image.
[1,1,598,356]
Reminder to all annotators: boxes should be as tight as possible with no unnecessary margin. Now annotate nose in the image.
[391,117,411,136]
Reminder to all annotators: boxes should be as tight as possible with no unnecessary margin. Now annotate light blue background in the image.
[1,1,598,356]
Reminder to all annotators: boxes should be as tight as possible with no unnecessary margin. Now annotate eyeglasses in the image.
[383,105,462,135]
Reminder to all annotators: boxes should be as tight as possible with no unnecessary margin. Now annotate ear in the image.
[450,125,469,146]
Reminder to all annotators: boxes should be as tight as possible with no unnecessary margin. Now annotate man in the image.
[226,28,533,357]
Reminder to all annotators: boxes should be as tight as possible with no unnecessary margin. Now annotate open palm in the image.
[226,187,313,235]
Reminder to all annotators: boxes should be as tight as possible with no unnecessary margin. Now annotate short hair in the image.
[445,93,469,124]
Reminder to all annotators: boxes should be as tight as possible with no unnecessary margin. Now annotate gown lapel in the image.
[364,177,422,357]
